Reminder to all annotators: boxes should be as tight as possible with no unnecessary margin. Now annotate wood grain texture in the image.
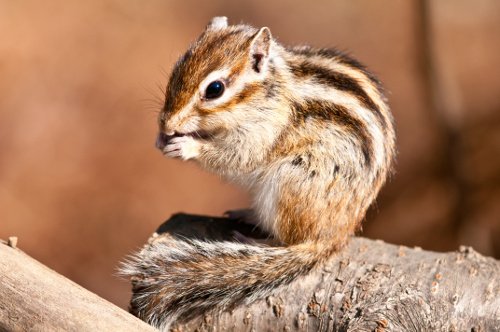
[127,214,500,331]
[0,240,156,332]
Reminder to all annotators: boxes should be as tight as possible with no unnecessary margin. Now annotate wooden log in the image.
[124,214,500,331]
[0,239,156,332]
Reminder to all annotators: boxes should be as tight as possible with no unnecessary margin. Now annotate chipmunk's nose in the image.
[155,131,173,150]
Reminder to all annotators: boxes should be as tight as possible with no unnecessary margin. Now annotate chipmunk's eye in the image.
[205,80,225,99]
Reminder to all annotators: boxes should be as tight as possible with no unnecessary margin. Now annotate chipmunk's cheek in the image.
[163,135,201,160]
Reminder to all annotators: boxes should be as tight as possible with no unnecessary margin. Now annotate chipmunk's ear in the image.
[249,27,272,73]
[206,16,228,31]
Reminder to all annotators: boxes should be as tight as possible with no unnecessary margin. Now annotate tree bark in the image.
[0,239,156,332]
[127,214,500,332]
[1,214,499,332]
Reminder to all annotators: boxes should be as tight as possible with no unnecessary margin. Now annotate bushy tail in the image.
[120,237,339,330]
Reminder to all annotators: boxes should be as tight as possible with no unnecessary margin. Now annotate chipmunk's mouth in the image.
[155,130,212,150]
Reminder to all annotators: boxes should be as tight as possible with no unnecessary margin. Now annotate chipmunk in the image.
[122,16,395,330]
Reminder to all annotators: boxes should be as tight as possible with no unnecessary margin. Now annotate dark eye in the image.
[205,80,225,99]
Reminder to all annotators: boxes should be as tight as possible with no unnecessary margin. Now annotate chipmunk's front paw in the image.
[163,135,201,160]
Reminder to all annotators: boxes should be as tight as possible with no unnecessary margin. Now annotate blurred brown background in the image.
[1,0,499,309]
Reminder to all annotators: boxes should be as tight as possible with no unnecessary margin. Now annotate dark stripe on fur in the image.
[292,99,374,167]
[288,46,385,95]
[196,83,261,115]
[289,59,387,131]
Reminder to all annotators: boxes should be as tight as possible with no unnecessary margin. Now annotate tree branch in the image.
[127,214,500,331]
[0,239,156,332]
[1,213,498,331]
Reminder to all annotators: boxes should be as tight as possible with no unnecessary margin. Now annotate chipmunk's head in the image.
[156,17,283,152]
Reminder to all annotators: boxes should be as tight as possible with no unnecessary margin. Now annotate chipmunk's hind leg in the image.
[224,208,258,225]
[225,209,280,245]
